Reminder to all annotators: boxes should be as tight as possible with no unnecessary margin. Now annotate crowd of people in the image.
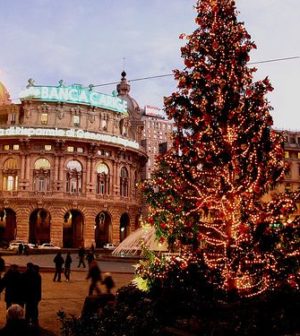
[0,259,42,333]
[0,246,116,334]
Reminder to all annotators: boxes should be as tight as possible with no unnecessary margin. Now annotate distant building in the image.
[281,130,300,193]
[0,74,147,248]
[141,105,173,179]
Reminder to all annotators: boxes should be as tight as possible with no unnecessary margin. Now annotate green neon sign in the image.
[19,84,127,114]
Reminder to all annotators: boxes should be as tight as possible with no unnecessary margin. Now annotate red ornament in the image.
[160,223,167,230]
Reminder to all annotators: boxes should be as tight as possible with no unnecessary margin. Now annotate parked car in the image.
[8,240,35,251]
[38,243,61,250]
[103,243,116,250]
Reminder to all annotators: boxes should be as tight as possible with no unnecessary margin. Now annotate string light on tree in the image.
[137,0,300,298]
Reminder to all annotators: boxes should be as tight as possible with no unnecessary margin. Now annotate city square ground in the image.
[0,253,136,335]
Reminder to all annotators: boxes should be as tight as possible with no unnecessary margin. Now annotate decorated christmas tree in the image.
[137,0,300,297]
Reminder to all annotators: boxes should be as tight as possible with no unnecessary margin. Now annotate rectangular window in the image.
[40,113,48,125]
[4,145,9,150]
[284,151,290,159]
[71,180,77,193]
[67,146,74,152]
[45,145,52,151]
[77,147,84,153]
[11,113,16,125]
[38,178,45,192]
[7,176,14,191]
[13,144,19,150]
[73,115,80,126]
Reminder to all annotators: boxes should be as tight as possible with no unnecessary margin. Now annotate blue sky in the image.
[0,0,299,130]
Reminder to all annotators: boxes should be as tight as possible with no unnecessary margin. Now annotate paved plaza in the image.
[0,253,136,335]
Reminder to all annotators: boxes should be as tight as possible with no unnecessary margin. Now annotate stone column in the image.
[50,206,64,247]
[84,207,95,248]
[57,156,63,191]
[86,157,91,189]
[54,156,59,182]
[20,154,25,180]
[113,161,119,196]
[25,155,31,190]
[110,208,121,244]
[16,207,30,241]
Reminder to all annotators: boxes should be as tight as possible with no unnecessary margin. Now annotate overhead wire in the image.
[92,56,299,88]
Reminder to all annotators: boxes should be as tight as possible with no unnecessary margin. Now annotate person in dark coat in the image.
[0,254,5,279]
[64,252,72,281]
[86,251,95,266]
[23,263,42,327]
[53,252,64,282]
[17,244,23,255]
[102,273,115,294]
[86,260,102,296]
[78,247,86,268]
[0,264,24,308]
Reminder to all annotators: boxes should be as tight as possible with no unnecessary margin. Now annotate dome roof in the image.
[0,82,11,105]
[116,72,141,119]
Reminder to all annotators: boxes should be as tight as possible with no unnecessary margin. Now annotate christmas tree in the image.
[138,0,300,297]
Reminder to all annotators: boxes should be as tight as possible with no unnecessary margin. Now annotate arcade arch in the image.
[63,209,84,248]
[0,208,16,244]
[120,213,130,242]
[95,211,112,247]
[29,208,51,244]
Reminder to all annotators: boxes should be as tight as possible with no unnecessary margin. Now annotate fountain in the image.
[112,225,168,257]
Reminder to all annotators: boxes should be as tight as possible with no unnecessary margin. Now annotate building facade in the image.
[0,74,147,248]
[281,130,300,193]
[141,105,173,179]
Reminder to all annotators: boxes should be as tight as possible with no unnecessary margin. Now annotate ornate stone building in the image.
[281,130,300,193]
[141,106,173,179]
[0,74,147,248]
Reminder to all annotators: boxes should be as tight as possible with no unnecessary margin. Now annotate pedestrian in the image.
[0,254,5,279]
[86,251,95,266]
[64,252,72,281]
[78,247,86,268]
[24,244,30,256]
[0,264,24,308]
[86,260,102,296]
[23,263,42,328]
[18,244,23,255]
[102,272,115,294]
[0,304,31,335]
[90,243,95,255]
[53,251,64,282]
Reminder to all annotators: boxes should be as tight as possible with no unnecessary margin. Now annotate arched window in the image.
[66,160,82,194]
[33,158,51,192]
[2,158,18,191]
[96,163,110,195]
[120,167,129,197]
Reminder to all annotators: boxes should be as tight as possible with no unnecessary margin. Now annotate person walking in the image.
[0,264,24,308]
[78,247,86,268]
[23,263,42,327]
[86,260,102,296]
[64,252,72,282]
[86,251,95,266]
[102,273,115,294]
[18,244,23,255]
[53,251,64,282]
